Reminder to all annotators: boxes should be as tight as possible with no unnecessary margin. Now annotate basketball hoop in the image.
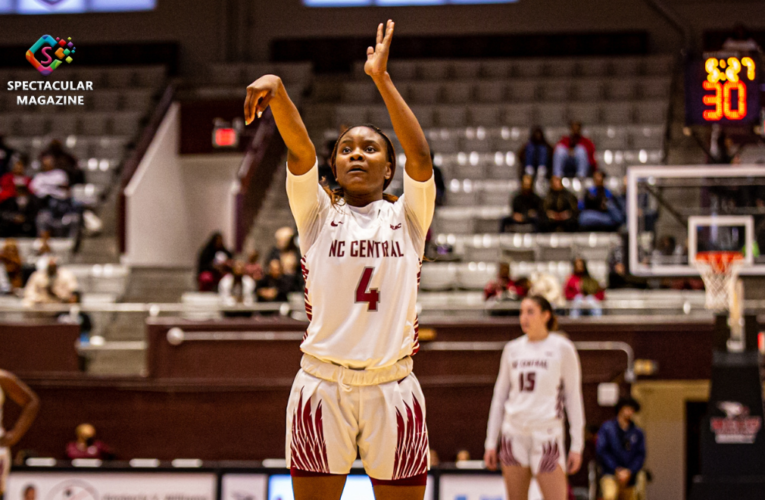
[694,251,744,311]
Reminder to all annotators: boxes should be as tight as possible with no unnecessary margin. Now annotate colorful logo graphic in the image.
[26,34,75,75]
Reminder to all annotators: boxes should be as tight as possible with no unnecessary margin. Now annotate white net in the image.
[695,260,743,311]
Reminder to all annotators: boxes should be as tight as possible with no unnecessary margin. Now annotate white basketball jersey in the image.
[485,333,585,453]
[287,163,434,370]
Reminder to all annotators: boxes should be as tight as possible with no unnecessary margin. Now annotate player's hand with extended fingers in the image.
[567,451,582,475]
[365,19,394,79]
[483,449,498,471]
[244,74,283,125]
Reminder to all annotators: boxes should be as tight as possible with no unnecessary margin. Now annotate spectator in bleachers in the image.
[0,134,14,177]
[256,258,291,303]
[0,239,24,292]
[565,257,604,317]
[268,226,299,265]
[0,154,33,204]
[579,171,624,232]
[23,257,78,306]
[66,423,113,460]
[41,140,84,187]
[597,398,646,500]
[219,260,256,307]
[30,152,69,200]
[197,232,232,292]
[500,174,543,233]
[542,175,579,232]
[484,262,520,301]
[529,273,566,311]
[0,185,41,238]
[244,250,264,281]
[608,242,647,290]
[553,121,597,178]
[57,290,93,361]
[35,186,83,239]
[518,126,553,180]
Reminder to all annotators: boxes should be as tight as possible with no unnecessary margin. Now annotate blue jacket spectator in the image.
[579,171,624,232]
[597,397,646,497]
[517,126,553,180]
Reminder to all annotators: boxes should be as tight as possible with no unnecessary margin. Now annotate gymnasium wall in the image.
[0,0,763,73]
[124,102,241,267]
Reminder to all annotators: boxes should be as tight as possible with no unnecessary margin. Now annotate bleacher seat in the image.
[420,263,458,291]
[444,82,474,104]
[476,81,506,103]
[451,61,481,80]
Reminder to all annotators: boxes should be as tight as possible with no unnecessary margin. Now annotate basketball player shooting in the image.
[245,20,434,500]
[0,370,40,499]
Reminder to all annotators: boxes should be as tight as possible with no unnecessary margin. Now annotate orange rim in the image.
[695,251,744,273]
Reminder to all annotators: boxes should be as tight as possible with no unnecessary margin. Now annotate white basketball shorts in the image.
[285,367,429,482]
[499,421,566,475]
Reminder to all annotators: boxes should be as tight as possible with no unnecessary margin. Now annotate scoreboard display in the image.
[685,52,762,125]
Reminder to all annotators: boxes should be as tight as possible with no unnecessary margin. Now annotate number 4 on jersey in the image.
[356,267,380,311]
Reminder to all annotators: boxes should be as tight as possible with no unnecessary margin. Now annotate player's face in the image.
[520,299,549,336]
[334,127,392,199]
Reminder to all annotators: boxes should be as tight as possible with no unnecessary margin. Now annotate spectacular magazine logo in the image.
[26,34,75,75]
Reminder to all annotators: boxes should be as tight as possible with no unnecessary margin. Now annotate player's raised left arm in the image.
[366,20,432,182]
[0,370,39,447]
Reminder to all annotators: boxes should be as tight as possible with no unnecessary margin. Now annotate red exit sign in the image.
[213,127,238,148]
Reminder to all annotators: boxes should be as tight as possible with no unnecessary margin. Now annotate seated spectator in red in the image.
[197,232,232,291]
[256,258,292,303]
[484,262,529,301]
[517,126,553,180]
[543,175,579,232]
[66,423,113,460]
[500,174,543,233]
[0,185,41,238]
[244,250,264,281]
[565,257,604,317]
[0,154,32,204]
[30,153,68,200]
[553,121,597,178]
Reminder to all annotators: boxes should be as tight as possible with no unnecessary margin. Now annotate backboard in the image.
[627,165,765,276]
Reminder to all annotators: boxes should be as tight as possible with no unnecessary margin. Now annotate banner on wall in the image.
[0,0,156,14]
[7,472,217,500]
[221,474,268,500]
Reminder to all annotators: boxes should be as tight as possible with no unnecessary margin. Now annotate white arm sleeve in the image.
[561,340,585,453]
[402,170,436,256]
[485,343,513,450]
[285,160,330,255]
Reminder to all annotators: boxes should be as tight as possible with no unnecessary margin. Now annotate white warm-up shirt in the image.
[485,333,585,453]
[286,160,435,370]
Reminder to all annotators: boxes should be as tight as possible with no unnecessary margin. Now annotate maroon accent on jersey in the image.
[301,256,312,325]
[538,440,561,474]
[290,389,330,474]
[499,437,520,467]
[556,380,565,419]
[390,223,402,230]
[392,396,429,480]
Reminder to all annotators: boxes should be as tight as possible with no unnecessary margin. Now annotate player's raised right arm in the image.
[244,75,316,175]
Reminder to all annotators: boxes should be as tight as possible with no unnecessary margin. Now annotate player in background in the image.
[244,20,433,500]
[484,296,584,500]
[0,370,40,499]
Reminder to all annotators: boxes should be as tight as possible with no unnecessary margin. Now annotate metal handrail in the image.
[420,340,635,382]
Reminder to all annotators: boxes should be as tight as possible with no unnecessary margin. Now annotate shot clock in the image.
[686,52,762,126]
